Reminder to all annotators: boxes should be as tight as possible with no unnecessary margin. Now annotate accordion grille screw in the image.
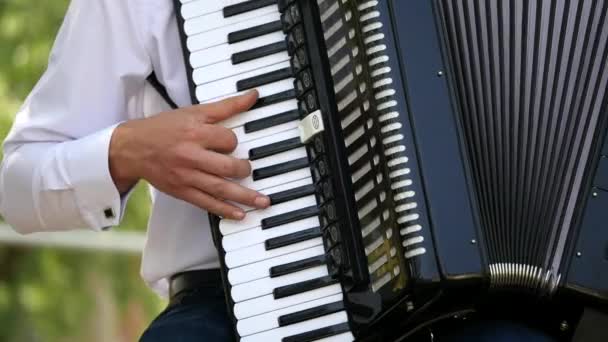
[470,239,477,245]
[437,70,444,77]
[592,191,598,198]
[576,252,582,258]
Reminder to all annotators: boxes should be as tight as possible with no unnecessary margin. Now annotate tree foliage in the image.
[0,1,164,341]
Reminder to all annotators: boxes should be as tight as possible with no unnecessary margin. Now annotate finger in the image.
[180,187,246,220]
[187,171,270,209]
[195,150,252,179]
[199,125,238,153]
[198,89,259,124]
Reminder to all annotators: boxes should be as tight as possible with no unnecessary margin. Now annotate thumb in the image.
[197,90,259,124]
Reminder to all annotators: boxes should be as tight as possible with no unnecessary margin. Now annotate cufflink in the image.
[104,208,115,219]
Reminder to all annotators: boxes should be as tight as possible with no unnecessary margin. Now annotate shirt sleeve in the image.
[0,0,153,233]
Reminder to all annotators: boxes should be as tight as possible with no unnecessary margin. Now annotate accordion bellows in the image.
[438,0,608,291]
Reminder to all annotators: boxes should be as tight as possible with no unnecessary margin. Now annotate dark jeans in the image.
[140,289,556,342]
[139,285,235,342]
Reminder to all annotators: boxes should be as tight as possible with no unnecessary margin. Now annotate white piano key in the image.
[230,177,313,212]
[185,6,277,36]
[223,215,319,252]
[220,195,318,236]
[317,332,355,342]
[225,237,323,268]
[187,12,281,52]
[232,127,300,159]
[181,0,249,20]
[195,58,289,90]
[242,167,312,192]
[220,99,298,129]
[197,77,294,103]
[232,265,329,302]
[241,311,349,342]
[237,294,344,336]
[260,177,313,196]
[193,51,289,84]
[234,283,343,319]
[232,119,300,144]
[250,146,308,171]
[190,31,286,68]
[228,245,326,285]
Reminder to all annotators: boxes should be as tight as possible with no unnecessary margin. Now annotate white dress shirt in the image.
[0,0,219,297]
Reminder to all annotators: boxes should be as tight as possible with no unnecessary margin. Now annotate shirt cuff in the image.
[60,123,126,230]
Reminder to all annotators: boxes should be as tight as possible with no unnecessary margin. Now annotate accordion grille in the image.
[317,0,427,294]
[437,0,608,291]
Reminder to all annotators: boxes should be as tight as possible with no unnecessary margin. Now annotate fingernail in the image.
[254,195,271,208]
[233,210,245,220]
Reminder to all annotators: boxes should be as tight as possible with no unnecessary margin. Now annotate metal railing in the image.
[0,224,145,254]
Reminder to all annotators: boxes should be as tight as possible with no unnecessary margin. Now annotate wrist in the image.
[109,121,140,194]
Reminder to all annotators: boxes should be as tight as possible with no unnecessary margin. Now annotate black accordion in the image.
[174,0,608,340]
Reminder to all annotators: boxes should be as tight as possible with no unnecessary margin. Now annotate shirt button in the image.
[104,208,115,219]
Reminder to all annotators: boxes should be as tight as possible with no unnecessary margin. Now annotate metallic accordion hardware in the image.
[174,0,608,340]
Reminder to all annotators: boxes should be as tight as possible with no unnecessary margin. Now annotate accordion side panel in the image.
[389,0,485,281]
[565,188,608,302]
[437,0,608,293]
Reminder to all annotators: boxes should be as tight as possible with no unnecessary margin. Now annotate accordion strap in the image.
[146,72,178,110]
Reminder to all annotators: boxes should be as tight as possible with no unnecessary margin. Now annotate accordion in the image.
[174,0,608,340]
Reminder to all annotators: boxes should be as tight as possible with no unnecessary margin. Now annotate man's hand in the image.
[109,90,270,220]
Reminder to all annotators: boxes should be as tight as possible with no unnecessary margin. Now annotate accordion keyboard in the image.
[176,0,354,341]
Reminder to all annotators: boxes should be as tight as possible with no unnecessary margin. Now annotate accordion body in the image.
[174,0,608,340]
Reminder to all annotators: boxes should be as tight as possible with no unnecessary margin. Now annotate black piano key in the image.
[265,227,322,250]
[237,67,292,91]
[262,205,319,230]
[278,301,345,327]
[253,157,308,181]
[269,184,316,205]
[250,89,296,110]
[223,0,277,18]
[244,109,300,133]
[273,275,338,299]
[232,41,287,65]
[283,323,350,342]
[270,254,327,278]
[250,137,302,161]
[228,20,283,44]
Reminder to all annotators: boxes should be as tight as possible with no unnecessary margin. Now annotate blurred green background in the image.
[0,1,165,341]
